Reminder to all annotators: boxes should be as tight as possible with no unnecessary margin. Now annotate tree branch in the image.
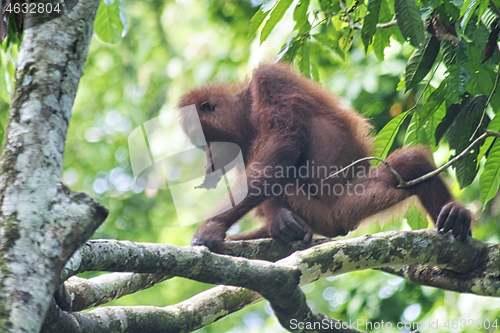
[64,274,170,311]
[48,230,499,332]
[58,238,330,312]
[43,285,263,333]
[68,231,487,283]
[62,237,330,280]
[350,20,398,30]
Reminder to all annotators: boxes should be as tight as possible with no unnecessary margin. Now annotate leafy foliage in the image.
[447,95,489,188]
[394,0,426,47]
[404,36,440,92]
[372,110,410,163]
[480,138,500,206]
[361,0,381,51]
[94,0,126,44]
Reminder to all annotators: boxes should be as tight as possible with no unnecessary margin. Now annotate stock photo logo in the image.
[1,0,79,32]
[128,105,248,226]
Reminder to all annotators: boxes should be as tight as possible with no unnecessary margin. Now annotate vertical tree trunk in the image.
[0,1,107,332]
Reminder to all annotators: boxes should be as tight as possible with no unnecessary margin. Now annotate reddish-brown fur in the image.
[178,63,471,253]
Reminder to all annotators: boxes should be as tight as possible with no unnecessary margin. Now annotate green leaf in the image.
[479,139,500,206]
[394,0,426,47]
[94,0,124,44]
[404,36,440,92]
[319,0,341,13]
[426,96,447,147]
[372,111,410,164]
[278,36,301,62]
[477,136,496,164]
[248,7,271,39]
[480,7,498,28]
[311,62,320,82]
[460,0,473,16]
[312,33,333,49]
[381,0,395,16]
[403,113,420,146]
[441,42,458,67]
[420,6,434,21]
[260,0,294,44]
[454,153,479,189]
[460,0,479,29]
[0,65,9,104]
[435,102,463,144]
[438,1,460,25]
[405,85,437,145]
[478,112,500,163]
[372,29,391,60]
[419,78,447,127]
[405,92,446,148]
[448,96,489,188]
[293,0,310,31]
[297,20,312,35]
[397,77,406,91]
[298,41,311,78]
[447,64,470,105]
[405,202,429,230]
[372,0,393,60]
[312,33,344,60]
[477,0,490,22]
[339,28,355,53]
[361,0,382,51]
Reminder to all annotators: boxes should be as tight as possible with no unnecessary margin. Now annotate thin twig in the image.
[310,18,327,31]
[351,20,397,30]
[325,156,406,186]
[347,0,361,14]
[400,130,500,187]
[325,130,500,189]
